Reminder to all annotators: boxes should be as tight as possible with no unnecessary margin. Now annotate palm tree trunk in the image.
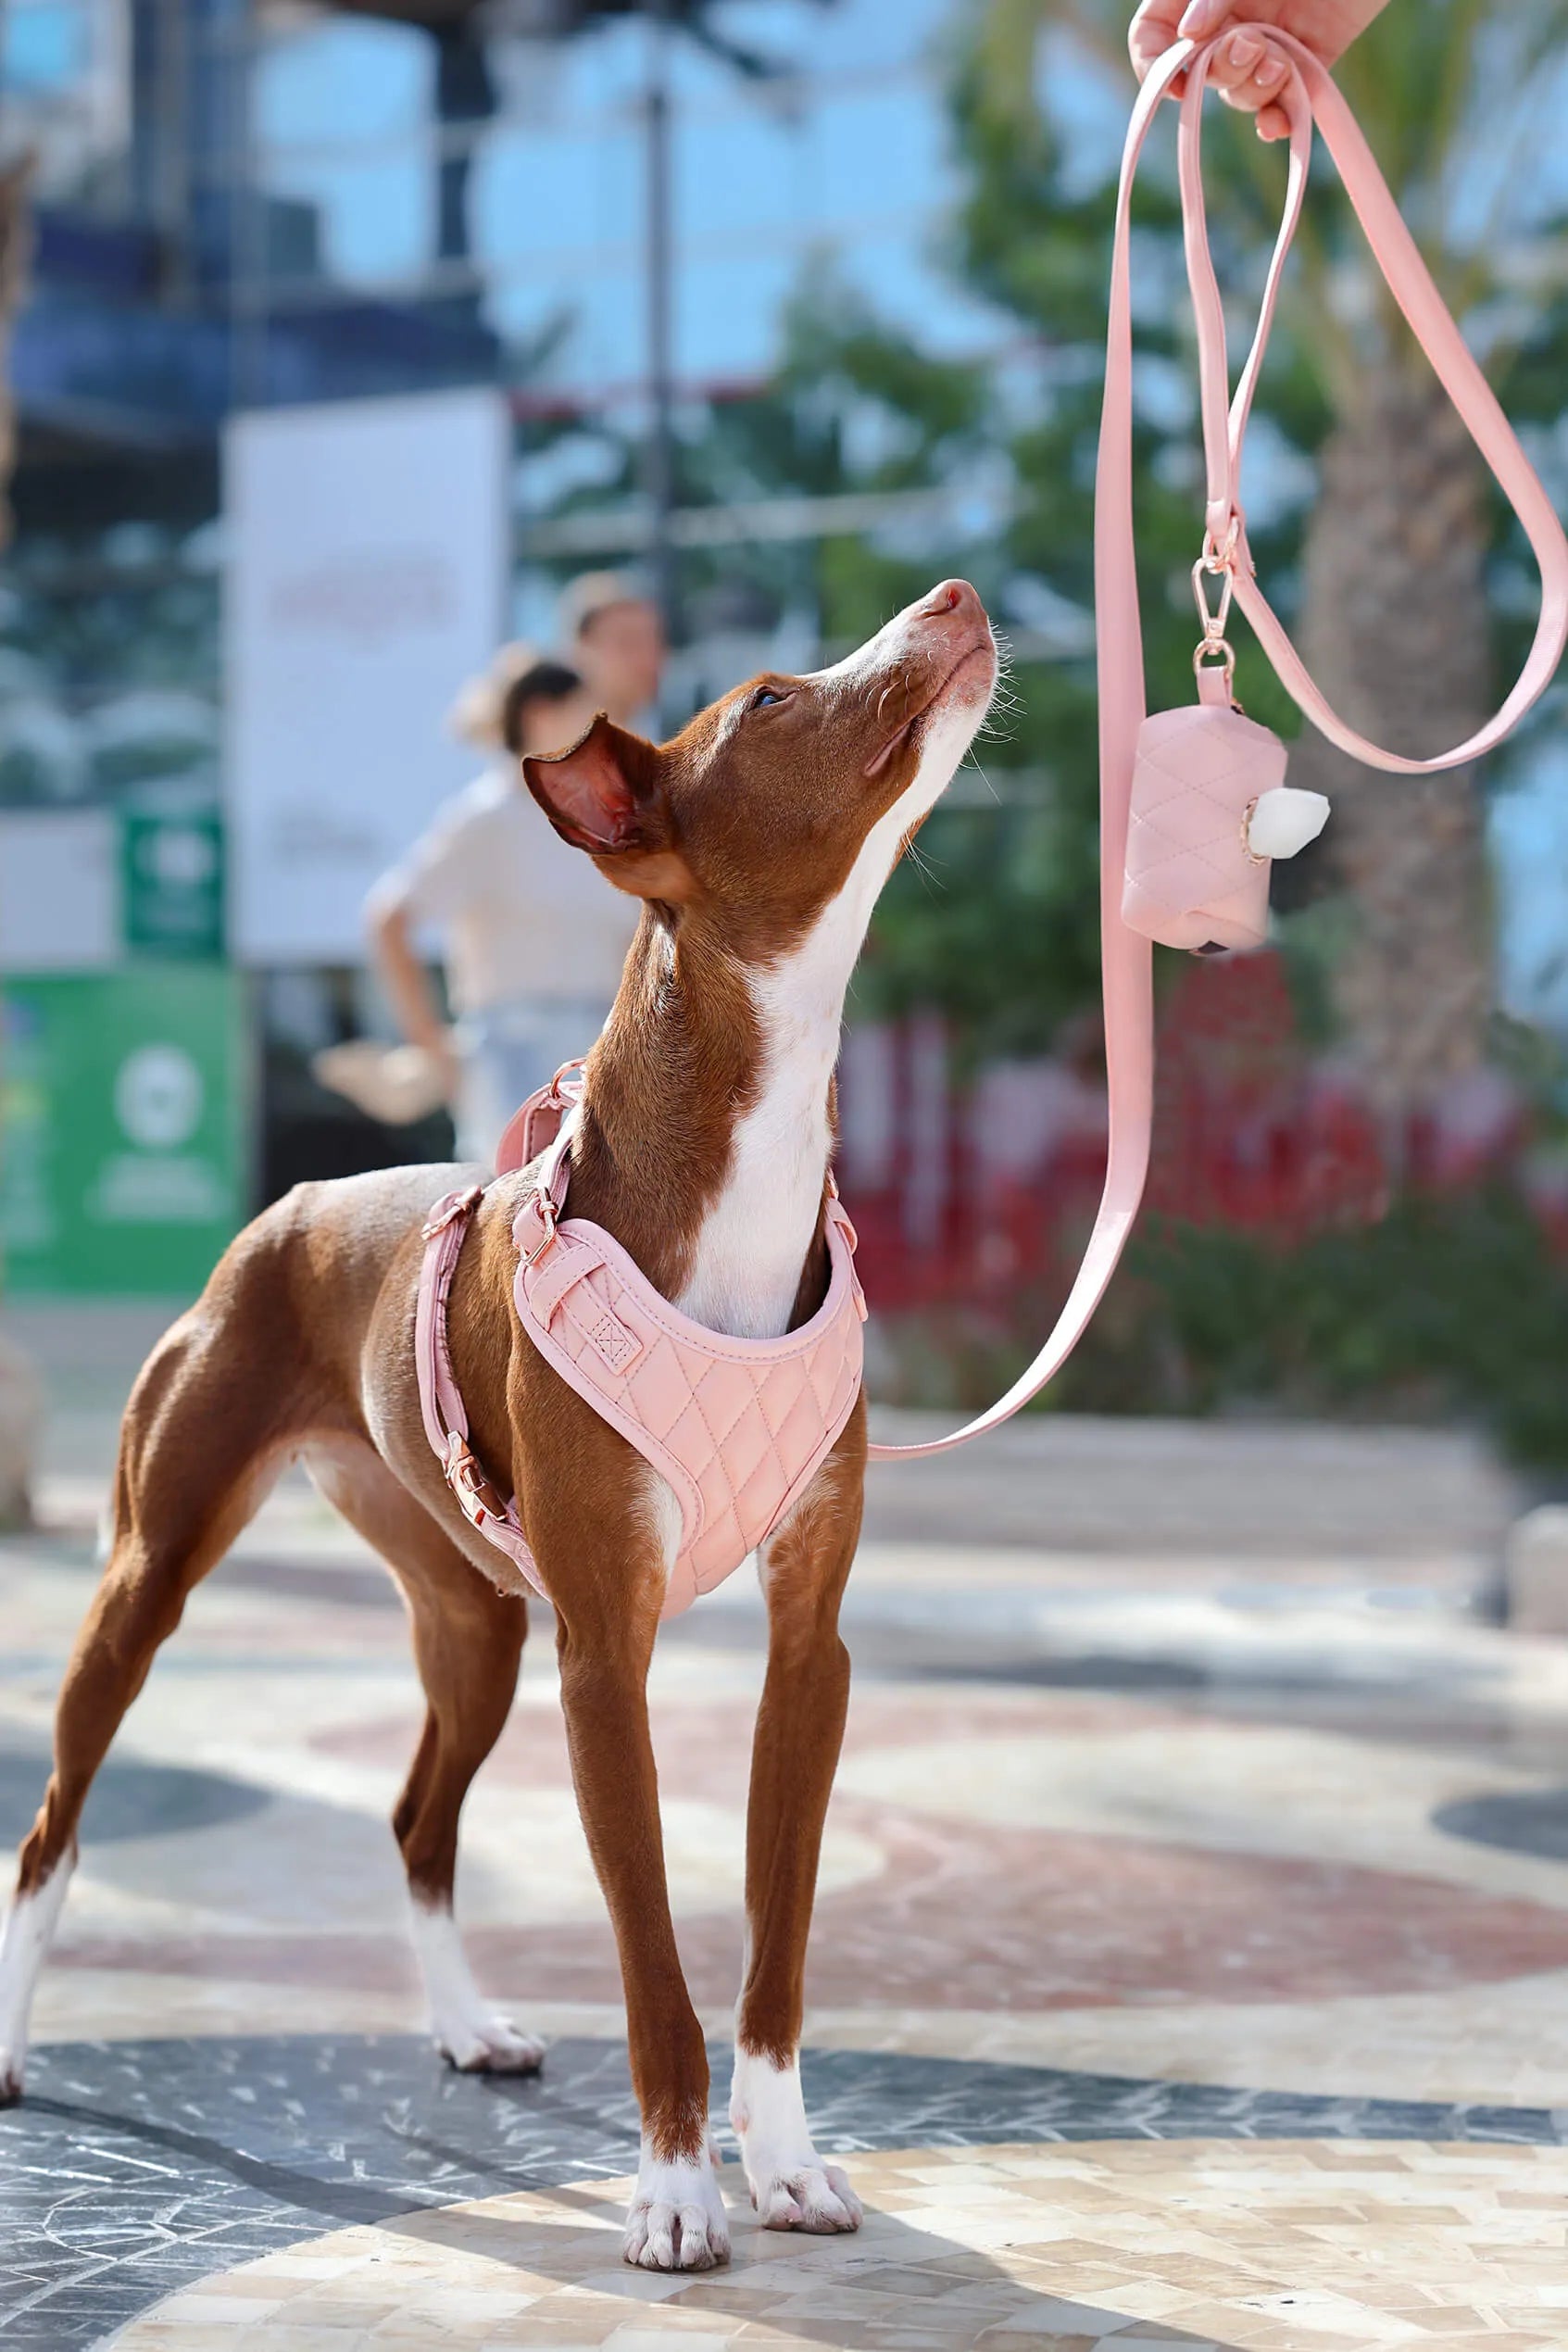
[1285,372,1493,1121]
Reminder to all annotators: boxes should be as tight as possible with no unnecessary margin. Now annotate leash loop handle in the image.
[867,30,1568,1466]
[1176,27,1568,774]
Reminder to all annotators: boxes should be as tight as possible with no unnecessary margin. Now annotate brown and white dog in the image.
[0,579,997,2270]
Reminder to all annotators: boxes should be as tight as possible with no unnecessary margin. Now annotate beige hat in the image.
[446,640,542,750]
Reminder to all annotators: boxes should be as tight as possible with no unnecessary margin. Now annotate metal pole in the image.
[643,0,677,648]
[227,0,266,411]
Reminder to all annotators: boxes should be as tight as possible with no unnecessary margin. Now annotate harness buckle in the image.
[443,1431,507,1529]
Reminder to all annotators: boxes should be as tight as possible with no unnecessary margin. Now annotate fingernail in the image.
[1228,30,1263,65]
[1178,0,1220,31]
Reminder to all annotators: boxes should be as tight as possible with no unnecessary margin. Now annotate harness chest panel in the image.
[513,1188,865,1616]
[415,1082,866,1619]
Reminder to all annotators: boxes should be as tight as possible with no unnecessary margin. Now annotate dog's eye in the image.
[750,685,790,711]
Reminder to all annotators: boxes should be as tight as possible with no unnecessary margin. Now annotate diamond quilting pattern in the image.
[1123,704,1286,950]
[516,1207,865,1616]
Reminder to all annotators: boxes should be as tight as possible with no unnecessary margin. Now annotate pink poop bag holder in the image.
[862,25,1568,1466]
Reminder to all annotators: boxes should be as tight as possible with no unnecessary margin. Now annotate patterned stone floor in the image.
[2,1334,1565,2349]
[105,2142,1568,2352]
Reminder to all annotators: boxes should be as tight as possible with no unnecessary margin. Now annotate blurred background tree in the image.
[972,0,1568,1122]
[543,0,1568,1101]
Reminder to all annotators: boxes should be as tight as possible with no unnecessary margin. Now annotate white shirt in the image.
[383,767,639,1016]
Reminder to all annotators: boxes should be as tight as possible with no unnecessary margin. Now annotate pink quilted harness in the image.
[415,31,1568,1603]
[415,1065,865,1616]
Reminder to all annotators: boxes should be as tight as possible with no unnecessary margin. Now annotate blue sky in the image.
[254,0,1007,395]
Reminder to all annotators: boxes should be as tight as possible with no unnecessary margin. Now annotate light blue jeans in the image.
[456,996,614,1167]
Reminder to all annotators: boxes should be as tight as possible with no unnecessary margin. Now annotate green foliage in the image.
[1057,1187,1568,1472]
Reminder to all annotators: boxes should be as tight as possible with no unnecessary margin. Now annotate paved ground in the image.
[3,1302,1567,2350]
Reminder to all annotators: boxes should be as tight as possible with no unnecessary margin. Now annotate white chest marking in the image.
[675,697,979,1343]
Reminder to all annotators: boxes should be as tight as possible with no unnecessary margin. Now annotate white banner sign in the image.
[0,811,118,971]
[225,389,508,962]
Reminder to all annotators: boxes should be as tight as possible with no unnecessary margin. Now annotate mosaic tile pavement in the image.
[9,2033,1563,2348]
[107,2141,1568,2352]
[3,1368,1567,2348]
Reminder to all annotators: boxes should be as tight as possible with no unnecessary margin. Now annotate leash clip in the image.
[1191,553,1235,644]
[1192,552,1237,694]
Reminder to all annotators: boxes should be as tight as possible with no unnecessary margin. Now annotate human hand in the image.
[1129,0,1390,140]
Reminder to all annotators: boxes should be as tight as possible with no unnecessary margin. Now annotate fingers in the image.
[1203,27,1285,101]
[1176,0,1237,32]
[1220,44,1292,112]
[1131,0,1297,143]
[1129,2,1186,82]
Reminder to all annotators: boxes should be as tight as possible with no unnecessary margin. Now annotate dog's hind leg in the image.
[0,1289,315,2103]
[304,1441,540,2074]
[729,1411,865,2237]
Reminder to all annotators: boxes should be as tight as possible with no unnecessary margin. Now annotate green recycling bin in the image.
[1,966,249,1294]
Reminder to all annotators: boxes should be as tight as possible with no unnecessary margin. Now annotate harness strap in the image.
[414,1184,546,1598]
[868,30,1568,1465]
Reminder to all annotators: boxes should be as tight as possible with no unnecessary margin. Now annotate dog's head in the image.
[522,579,997,959]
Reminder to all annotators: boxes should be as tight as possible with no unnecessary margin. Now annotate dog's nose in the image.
[917,578,985,624]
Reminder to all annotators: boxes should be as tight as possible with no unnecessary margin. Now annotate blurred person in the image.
[361,648,638,1163]
[559,571,665,729]
[1130,0,1392,136]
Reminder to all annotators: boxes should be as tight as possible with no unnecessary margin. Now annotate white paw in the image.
[730,2047,861,2238]
[752,2159,862,2234]
[621,2145,731,2272]
[436,2012,546,2074]
[0,1866,73,2107]
[408,1903,544,2075]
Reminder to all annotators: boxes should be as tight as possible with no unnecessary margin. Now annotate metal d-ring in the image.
[1193,635,1236,691]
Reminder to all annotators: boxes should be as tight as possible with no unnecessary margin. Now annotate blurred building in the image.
[0,0,1001,1285]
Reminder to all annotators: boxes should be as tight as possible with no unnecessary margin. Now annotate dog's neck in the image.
[561,701,966,1340]
[570,864,880,1342]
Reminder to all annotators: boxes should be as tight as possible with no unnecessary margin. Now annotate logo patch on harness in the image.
[587,1310,642,1375]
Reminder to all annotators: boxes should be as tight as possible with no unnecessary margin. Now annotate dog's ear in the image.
[522,714,688,899]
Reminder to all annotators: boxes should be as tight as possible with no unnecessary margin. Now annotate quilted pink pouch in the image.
[1122,697,1288,953]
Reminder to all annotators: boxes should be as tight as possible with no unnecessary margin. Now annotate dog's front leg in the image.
[730,1409,865,2236]
[541,1468,729,2273]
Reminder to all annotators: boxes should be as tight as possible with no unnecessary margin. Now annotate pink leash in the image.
[867,28,1568,1465]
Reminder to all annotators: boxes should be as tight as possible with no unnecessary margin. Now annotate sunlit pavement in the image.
[4,1304,1568,2350]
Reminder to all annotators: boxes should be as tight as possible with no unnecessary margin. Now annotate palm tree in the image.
[976,0,1568,1119]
